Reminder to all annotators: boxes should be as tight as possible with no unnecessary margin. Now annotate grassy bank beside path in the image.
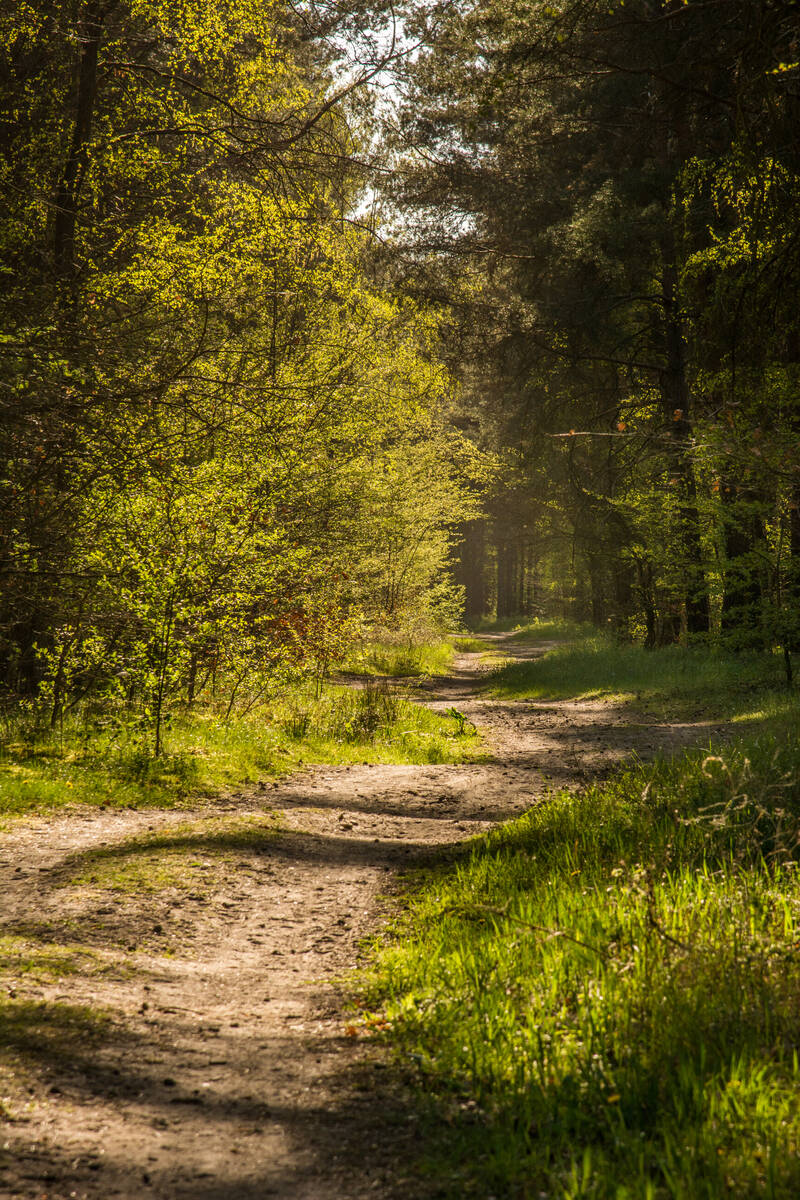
[360,633,800,1198]
[489,626,794,725]
[341,638,457,677]
[0,639,481,819]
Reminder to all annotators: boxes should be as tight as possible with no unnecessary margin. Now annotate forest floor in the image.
[0,635,733,1200]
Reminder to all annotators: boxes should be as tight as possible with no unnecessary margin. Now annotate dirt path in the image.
[0,638,728,1200]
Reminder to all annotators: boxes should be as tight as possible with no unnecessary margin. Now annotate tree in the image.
[382,0,800,643]
[0,0,483,743]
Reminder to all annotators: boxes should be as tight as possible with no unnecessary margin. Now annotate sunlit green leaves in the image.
[0,0,486,743]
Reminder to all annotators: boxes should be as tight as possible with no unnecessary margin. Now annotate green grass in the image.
[487,629,794,724]
[64,812,279,893]
[342,637,456,677]
[507,619,586,643]
[0,935,116,982]
[0,679,482,819]
[357,629,800,1195]
[451,636,494,654]
[474,616,578,638]
[474,614,535,632]
[0,997,112,1060]
[360,730,800,1198]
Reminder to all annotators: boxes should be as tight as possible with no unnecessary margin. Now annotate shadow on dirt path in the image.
[0,636,729,1199]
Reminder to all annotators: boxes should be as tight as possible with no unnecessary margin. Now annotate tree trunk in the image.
[719,481,765,645]
[636,559,657,649]
[496,538,516,618]
[660,252,710,636]
[585,554,606,626]
[789,492,800,652]
[524,542,537,616]
[53,3,111,278]
[453,519,488,623]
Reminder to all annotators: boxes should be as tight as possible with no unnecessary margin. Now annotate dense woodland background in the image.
[1,0,799,737]
[1,0,487,751]
[390,0,800,653]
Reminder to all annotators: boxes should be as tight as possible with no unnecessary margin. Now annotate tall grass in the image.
[488,630,791,722]
[362,730,800,1197]
[342,638,456,677]
[0,678,481,819]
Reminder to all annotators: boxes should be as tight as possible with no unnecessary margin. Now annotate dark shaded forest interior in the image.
[414,0,800,654]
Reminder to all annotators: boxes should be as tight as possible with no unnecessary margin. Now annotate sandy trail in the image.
[0,638,727,1199]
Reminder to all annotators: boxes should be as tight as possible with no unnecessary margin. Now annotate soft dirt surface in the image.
[0,638,730,1200]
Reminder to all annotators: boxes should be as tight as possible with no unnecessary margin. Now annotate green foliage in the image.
[391,0,800,644]
[0,0,488,749]
[0,680,483,818]
[486,630,792,722]
[362,730,800,1197]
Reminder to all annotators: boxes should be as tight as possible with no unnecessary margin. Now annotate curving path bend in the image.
[0,637,726,1200]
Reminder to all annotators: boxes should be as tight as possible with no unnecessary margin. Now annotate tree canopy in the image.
[2,0,799,746]
[0,0,482,744]
[384,0,800,656]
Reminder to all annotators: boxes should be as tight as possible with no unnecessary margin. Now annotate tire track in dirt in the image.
[0,637,729,1199]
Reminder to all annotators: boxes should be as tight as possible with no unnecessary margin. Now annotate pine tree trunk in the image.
[53,3,110,278]
[720,482,765,645]
[496,539,515,618]
[453,519,488,623]
[660,253,710,636]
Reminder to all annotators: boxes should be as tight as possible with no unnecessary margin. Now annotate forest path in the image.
[0,637,725,1200]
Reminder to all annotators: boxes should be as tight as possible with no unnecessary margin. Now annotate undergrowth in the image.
[487,629,793,723]
[0,674,481,818]
[342,637,456,677]
[362,730,800,1197]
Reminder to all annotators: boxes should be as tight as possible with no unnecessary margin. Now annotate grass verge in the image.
[451,636,494,654]
[0,677,482,819]
[341,637,456,677]
[360,729,800,1198]
[474,616,579,639]
[487,629,794,724]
